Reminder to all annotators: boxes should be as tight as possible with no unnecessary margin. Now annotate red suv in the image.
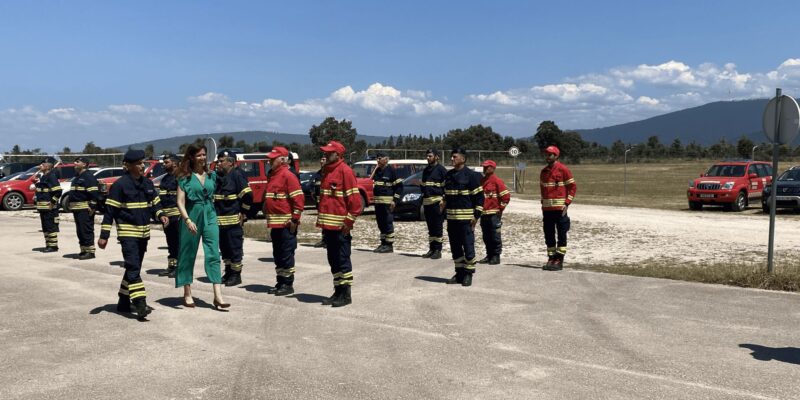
[687,160,773,211]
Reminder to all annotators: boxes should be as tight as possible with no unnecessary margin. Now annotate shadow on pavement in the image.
[291,293,328,304]
[507,263,544,270]
[89,304,139,320]
[156,296,216,310]
[157,246,168,250]
[31,247,48,252]
[109,261,125,267]
[145,268,168,276]
[739,344,800,365]
[242,284,272,293]
[257,257,274,263]
[398,252,424,258]
[62,253,81,259]
[414,276,450,284]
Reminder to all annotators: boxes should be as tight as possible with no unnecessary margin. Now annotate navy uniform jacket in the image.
[35,170,62,211]
[68,170,100,211]
[372,165,403,205]
[443,167,484,221]
[100,174,164,240]
[214,167,253,226]
[158,173,180,218]
[421,163,447,205]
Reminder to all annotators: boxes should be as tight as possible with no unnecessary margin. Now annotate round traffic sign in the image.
[763,95,800,145]
[508,146,520,157]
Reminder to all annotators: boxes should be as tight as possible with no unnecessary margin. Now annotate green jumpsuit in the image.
[175,171,222,287]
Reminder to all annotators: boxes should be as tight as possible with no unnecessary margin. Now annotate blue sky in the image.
[2,0,800,152]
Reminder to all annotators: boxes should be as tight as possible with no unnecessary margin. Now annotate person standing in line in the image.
[312,156,327,249]
[158,154,181,278]
[69,156,100,259]
[35,157,62,252]
[174,144,229,310]
[214,150,252,287]
[539,146,576,271]
[263,146,305,296]
[371,151,402,253]
[478,160,511,265]
[420,149,447,259]
[442,147,484,287]
[98,150,169,319]
[316,140,362,307]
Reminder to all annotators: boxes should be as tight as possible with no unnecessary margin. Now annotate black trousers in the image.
[374,204,395,245]
[164,216,181,267]
[220,224,244,272]
[542,210,570,259]
[72,210,95,253]
[323,229,353,287]
[480,214,502,257]
[423,203,444,251]
[271,227,298,286]
[447,220,476,276]
[119,238,148,302]
[39,209,59,248]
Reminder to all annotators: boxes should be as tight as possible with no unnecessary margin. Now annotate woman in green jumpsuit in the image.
[175,144,230,309]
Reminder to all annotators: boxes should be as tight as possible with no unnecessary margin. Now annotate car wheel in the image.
[61,196,71,212]
[417,203,425,221]
[2,192,25,211]
[731,191,747,212]
[688,201,703,211]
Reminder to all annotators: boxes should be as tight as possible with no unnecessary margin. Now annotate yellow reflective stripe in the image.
[542,199,566,206]
[345,188,359,196]
[423,181,444,187]
[117,224,150,232]
[70,201,90,210]
[567,195,574,200]
[393,179,403,184]
[101,224,112,230]
[161,207,181,216]
[499,190,510,196]
[105,199,122,208]
[158,190,167,195]
[238,187,252,198]
[445,190,471,195]
[214,194,238,200]
[266,214,292,224]
[374,196,394,204]
[151,197,161,205]
[565,178,575,185]
[542,181,571,187]
[373,181,389,186]
[289,190,303,197]
[422,196,442,205]
[320,189,346,197]
[266,192,288,199]
[241,204,251,210]
[217,215,240,225]
[470,187,483,195]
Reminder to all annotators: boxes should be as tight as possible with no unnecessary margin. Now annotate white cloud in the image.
[612,60,706,87]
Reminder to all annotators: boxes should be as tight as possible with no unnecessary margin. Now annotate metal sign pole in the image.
[767,88,782,274]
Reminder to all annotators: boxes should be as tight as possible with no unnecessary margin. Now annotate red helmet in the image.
[544,146,560,157]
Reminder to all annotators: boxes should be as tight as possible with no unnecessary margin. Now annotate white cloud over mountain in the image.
[2,59,800,151]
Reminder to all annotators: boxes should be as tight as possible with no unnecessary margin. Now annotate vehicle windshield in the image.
[403,171,423,185]
[298,172,317,182]
[352,163,375,178]
[0,172,23,182]
[779,169,800,181]
[705,164,746,177]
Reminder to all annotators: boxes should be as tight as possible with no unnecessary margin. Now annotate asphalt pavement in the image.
[1,213,799,399]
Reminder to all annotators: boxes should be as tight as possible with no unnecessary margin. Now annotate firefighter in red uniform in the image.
[478,160,511,265]
[316,140,362,307]
[263,146,305,296]
[539,146,576,271]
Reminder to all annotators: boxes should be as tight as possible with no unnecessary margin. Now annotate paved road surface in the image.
[1,214,799,399]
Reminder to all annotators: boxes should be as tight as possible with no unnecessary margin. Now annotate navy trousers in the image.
[323,229,353,287]
[447,220,476,276]
[424,203,444,251]
[271,227,298,286]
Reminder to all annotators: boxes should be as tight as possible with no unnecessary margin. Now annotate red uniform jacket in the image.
[316,159,362,230]
[481,174,511,215]
[264,164,305,228]
[540,161,576,211]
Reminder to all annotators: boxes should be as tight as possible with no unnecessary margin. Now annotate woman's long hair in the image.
[178,144,208,178]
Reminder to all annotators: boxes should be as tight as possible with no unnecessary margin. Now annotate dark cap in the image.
[451,147,467,157]
[41,156,57,164]
[426,148,440,157]
[73,156,90,164]
[217,149,237,161]
[166,153,180,161]
[123,149,146,163]
[375,151,388,158]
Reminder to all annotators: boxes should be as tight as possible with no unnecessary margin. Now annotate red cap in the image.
[481,160,497,168]
[544,146,560,157]
[320,140,346,155]
[266,146,289,159]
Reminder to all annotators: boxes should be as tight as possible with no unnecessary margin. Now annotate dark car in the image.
[299,171,319,208]
[762,166,800,213]
[0,162,39,179]
[393,171,425,220]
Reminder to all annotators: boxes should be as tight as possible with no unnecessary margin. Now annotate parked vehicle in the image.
[687,160,772,211]
[298,170,319,208]
[761,166,800,213]
[392,171,426,220]
[351,159,428,210]
[0,162,39,179]
[61,167,124,211]
[0,170,38,210]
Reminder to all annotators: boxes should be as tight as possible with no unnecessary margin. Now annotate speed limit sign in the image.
[508,146,520,157]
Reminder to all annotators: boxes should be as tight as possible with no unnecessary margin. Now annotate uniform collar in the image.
[323,159,343,173]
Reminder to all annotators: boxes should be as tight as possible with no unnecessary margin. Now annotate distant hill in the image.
[575,99,769,146]
[114,130,388,154]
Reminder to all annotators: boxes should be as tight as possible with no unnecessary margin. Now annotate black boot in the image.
[375,244,393,254]
[430,250,442,260]
[42,246,58,253]
[221,264,232,283]
[446,271,464,284]
[313,239,326,248]
[225,272,242,287]
[266,282,283,294]
[131,298,151,319]
[461,273,473,287]
[323,286,343,305]
[331,286,352,307]
[478,256,490,264]
[488,255,500,265]
[373,244,385,253]
[116,295,131,313]
[158,265,175,277]
[275,285,294,296]
[78,252,95,260]
[421,249,434,258]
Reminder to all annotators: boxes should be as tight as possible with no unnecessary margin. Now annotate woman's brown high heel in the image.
[183,297,196,308]
[213,298,230,310]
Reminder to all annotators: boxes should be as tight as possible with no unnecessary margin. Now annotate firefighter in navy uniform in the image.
[262,146,305,296]
[98,150,169,319]
[421,149,447,259]
[478,160,511,265]
[158,154,181,278]
[68,156,100,259]
[442,147,484,287]
[35,157,62,252]
[371,151,403,253]
[312,156,327,248]
[214,150,253,287]
[540,146,576,271]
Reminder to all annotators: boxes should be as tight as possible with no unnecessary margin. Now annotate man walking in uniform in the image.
[68,156,100,259]
[98,150,169,319]
[478,160,511,265]
[35,157,62,252]
[158,154,181,278]
[263,146,305,296]
[539,146,576,271]
[421,148,447,259]
[442,148,484,287]
[214,150,253,287]
[371,151,402,253]
[317,140,362,307]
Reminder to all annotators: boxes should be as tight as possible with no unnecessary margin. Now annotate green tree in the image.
[219,135,235,148]
[532,121,588,162]
[736,135,754,159]
[145,144,155,159]
[669,138,684,158]
[61,147,72,154]
[308,117,358,151]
